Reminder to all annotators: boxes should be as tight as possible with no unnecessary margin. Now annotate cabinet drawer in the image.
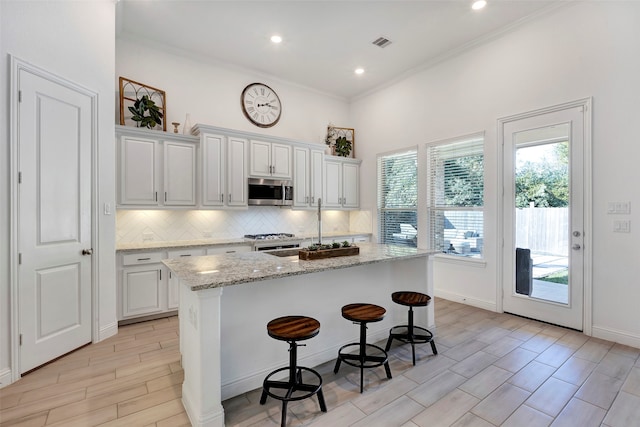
[122,252,164,266]
[167,249,205,259]
[206,245,252,255]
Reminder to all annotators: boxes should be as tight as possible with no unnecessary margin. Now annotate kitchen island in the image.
[163,243,434,427]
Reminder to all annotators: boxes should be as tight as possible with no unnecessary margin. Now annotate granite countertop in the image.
[162,242,433,291]
[116,238,251,252]
[116,232,372,253]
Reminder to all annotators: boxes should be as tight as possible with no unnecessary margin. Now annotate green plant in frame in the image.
[334,136,352,157]
[128,95,164,129]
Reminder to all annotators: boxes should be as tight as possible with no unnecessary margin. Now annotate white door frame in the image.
[9,56,99,382]
[497,98,593,335]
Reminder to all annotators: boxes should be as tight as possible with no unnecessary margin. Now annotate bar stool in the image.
[334,303,392,393]
[260,316,327,427]
[385,291,437,365]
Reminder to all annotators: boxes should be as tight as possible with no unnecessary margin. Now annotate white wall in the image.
[351,2,640,346]
[116,38,350,145]
[0,1,117,384]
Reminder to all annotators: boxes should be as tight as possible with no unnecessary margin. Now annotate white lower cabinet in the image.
[206,245,252,255]
[121,264,165,319]
[119,244,252,321]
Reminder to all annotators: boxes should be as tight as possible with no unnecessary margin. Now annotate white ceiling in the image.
[116,1,563,100]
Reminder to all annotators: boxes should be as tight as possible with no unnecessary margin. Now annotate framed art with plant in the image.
[119,77,166,131]
[325,125,355,158]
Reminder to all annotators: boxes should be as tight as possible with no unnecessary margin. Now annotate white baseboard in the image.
[0,368,12,389]
[592,325,640,349]
[98,321,118,342]
[182,385,225,427]
[434,289,497,312]
[221,328,391,400]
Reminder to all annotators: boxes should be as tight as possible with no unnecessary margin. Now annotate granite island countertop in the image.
[162,242,433,291]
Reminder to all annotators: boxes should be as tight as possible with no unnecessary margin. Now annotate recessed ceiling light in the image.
[472,0,487,10]
[354,68,365,75]
[270,35,282,44]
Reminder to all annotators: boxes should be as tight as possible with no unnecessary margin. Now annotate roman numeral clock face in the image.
[241,83,282,128]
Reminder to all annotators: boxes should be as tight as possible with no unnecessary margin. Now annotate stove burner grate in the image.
[244,233,295,240]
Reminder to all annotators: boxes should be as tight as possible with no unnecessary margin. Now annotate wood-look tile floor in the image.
[2,299,640,426]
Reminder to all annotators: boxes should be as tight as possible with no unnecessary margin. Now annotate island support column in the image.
[179,283,225,427]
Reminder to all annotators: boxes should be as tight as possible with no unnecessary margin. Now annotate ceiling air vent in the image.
[372,37,392,48]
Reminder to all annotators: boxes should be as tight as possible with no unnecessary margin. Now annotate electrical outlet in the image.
[142,231,154,241]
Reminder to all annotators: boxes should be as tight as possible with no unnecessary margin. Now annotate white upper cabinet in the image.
[119,135,159,206]
[250,140,292,179]
[164,141,197,205]
[293,146,324,209]
[200,133,224,207]
[227,137,249,206]
[200,133,248,208]
[117,128,197,208]
[324,157,360,210]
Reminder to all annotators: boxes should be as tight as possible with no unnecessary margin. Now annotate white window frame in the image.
[426,132,485,260]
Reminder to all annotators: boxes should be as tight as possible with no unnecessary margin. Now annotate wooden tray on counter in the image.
[299,246,359,260]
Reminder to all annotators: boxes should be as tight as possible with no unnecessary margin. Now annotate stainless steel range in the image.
[244,233,304,251]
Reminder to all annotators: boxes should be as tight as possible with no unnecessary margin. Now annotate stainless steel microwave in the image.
[248,178,293,206]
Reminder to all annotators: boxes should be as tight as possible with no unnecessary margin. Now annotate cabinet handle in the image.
[169,271,172,279]
[137,257,151,261]
[159,269,162,280]
[311,196,314,204]
[221,194,224,203]
[180,254,191,257]
[165,192,167,202]
[155,192,158,202]
[229,193,231,202]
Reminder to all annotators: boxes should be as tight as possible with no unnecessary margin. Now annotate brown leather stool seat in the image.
[385,291,437,365]
[334,303,392,393]
[260,316,327,427]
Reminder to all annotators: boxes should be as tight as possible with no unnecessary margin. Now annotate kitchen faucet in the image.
[317,198,322,245]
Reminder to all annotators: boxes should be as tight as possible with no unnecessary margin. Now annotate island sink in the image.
[264,248,300,257]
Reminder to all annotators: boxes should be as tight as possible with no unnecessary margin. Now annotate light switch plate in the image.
[608,201,631,214]
[614,220,631,233]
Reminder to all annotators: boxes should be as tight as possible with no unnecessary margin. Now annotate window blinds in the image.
[377,149,418,247]
[427,136,484,256]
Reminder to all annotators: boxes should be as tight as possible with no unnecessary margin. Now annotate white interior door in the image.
[17,67,93,373]
[502,102,588,330]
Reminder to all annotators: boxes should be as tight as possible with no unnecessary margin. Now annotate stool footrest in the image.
[388,325,434,344]
[335,343,389,369]
[261,366,324,404]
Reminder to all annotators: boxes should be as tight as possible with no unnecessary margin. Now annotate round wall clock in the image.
[240,83,282,128]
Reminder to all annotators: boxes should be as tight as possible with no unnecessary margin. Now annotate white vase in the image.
[183,113,192,135]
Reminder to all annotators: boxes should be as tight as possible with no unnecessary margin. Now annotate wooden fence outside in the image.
[516,207,568,256]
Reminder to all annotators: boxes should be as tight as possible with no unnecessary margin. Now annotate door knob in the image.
[82,248,93,256]
[572,244,581,250]
[572,231,581,237]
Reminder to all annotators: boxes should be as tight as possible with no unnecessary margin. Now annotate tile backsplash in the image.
[116,208,372,243]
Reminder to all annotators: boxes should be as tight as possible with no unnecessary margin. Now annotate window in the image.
[427,134,484,257]
[377,149,418,247]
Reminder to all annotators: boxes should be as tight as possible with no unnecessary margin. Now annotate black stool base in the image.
[334,343,392,393]
[385,325,437,365]
[260,366,326,426]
